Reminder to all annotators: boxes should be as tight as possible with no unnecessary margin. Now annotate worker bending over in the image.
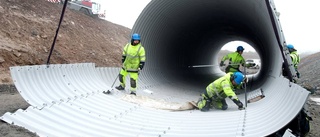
[197,72,245,111]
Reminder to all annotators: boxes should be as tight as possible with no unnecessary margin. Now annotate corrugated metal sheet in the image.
[1,63,309,137]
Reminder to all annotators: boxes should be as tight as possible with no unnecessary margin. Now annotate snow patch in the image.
[121,94,195,111]
[310,97,320,105]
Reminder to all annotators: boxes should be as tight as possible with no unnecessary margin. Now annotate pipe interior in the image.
[132,0,283,92]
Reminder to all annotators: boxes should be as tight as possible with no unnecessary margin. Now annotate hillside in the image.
[298,52,320,94]
[0,0,130,84]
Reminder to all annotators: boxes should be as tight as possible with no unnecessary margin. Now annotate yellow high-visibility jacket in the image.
[221,52,246,69]
[290,51,300,69]
[122,43,146,71]
[206,73,239,100]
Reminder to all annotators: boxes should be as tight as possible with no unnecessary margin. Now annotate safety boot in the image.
[197,98,211,112]
[130,92,136,96]
[115,85,125,90]
[221,99,228,110]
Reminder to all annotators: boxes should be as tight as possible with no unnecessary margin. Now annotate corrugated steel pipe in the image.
[132,0,284,91]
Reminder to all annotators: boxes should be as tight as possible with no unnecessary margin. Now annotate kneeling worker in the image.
[197,72,245,111]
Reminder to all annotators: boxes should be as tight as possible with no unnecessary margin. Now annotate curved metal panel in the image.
[2,64,309,137]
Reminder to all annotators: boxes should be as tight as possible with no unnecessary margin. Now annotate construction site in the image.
[1,0,320,137]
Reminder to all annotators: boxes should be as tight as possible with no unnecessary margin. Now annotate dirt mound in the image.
[298,52,320,94]
[0,0,131,84]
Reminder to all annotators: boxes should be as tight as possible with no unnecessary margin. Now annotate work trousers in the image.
[119,68,138,93]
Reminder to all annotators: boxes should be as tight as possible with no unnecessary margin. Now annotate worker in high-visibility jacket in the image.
[220,46,252,73]
[287,44,300,78]
[115,33,146,95]
[197,72,245,111]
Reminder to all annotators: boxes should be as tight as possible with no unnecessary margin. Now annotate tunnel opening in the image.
[133,0,282,93]
[218,40,261,75]
[127,1,311,136]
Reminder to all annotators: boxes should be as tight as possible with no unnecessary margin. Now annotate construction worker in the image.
[115,33,146,95]
[287,44,300,78]
[197,72,245,111]
[220,46,252,73]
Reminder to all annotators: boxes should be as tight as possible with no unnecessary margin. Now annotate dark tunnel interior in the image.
[133,0,285,91]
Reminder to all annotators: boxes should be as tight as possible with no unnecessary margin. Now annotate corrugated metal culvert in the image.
[1,0,309,136]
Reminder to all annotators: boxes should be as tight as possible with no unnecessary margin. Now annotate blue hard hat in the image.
[287,44,294,49]
[132,33,141,40]
[237,46,244,51]
[233,72,244,85]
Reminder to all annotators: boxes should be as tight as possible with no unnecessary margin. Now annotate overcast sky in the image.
[95,0,320,53]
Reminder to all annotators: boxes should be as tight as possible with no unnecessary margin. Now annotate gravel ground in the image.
[0,85,38,137]
[1,82,319,137]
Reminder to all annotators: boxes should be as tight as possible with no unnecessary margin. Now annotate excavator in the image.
[58,0,104,18]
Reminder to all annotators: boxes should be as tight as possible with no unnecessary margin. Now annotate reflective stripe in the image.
[293,53,300,63]
[290,52,300,68]
[126,56,140,58]
[126,69,139,72]
[222,52,245,68]
[230,96,237,100]
[229,62,241,69]
[125,44,142,58]
[222,84,230,88]
[217,82,231,99]
[206,86,213,98]
[123,43,143,70]
[211,84,223,99]
[140,55,146,58]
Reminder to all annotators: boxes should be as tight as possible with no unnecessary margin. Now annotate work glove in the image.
[232,99,245,110]
[121,55,126,63]
[219,61,225,67]
[240,83,245,89]
[139,62,145,70]
[237,101,245,110]
[296,72,300,78]
[244,76,248,84]
[138,68,141,75]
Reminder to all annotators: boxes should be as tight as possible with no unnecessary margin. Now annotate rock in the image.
[43,47,48,53]
[40,34,48,39]
[0,6,4,13]
[31,30,38,37]
[13,50,21,57]
[10,5,19,10]
[0,56,5,63]
[1,77,10,84]
[0,84,17,93]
